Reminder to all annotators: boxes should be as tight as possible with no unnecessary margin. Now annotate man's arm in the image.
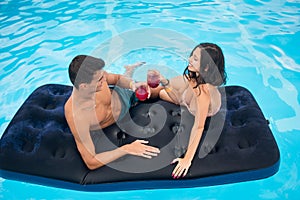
[67,113,160,170]
[105,72,134,89]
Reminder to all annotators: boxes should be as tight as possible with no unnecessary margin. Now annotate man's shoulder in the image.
[64,96,92,122]
[64,96,72,115]
[64,96,91,136]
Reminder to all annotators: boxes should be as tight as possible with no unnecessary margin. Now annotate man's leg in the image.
[123,62,146,77]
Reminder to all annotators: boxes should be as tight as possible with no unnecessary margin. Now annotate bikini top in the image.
[181,85,221,117]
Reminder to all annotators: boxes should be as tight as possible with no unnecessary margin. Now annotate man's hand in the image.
[131,82,151,100]
[121,140,160,159]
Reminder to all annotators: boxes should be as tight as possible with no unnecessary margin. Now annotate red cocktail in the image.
[135,85,149,101]
[147,70,160,88]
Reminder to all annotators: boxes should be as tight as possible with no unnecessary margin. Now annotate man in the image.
[64,55,160,170]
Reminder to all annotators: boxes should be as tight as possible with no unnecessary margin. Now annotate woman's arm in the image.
[171,85,210,178]
[159,76,188,104]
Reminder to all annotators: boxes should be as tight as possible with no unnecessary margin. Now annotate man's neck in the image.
[72,87,96,109]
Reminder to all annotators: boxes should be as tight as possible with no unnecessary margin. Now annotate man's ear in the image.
[204,64,209,72]
[79,83,87,90]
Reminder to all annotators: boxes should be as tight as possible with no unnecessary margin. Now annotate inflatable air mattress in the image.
[0,84,280,191]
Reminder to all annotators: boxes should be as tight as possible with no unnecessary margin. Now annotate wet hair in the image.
[68,55,105,89]
[183,43,227,88]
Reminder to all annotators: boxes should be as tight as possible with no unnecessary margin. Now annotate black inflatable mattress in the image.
[0,84,280,191]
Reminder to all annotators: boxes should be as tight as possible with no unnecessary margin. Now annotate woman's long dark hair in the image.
[184,43,227,89]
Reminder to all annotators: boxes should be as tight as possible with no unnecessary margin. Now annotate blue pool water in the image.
[1,0,300,199]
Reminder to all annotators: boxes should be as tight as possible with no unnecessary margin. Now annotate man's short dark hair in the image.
[68,55,105,89]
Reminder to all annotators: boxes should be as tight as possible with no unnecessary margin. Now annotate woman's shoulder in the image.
[170,75,185,82]
[206,84,221,116]
[206,84,220,94]
[170,76,189,90]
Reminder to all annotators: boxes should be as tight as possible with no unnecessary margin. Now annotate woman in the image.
[159,43,227,179]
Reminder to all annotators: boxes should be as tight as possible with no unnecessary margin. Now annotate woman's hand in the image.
[122,140,160,159]
[158,73,169,86]
[171,157,192,179]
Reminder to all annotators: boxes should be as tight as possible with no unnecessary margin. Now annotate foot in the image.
[124,62,146,77]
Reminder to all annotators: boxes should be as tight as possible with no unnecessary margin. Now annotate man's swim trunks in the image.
[113,86,138,121]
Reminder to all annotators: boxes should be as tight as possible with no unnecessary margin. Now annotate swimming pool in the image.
[0,0,299,199]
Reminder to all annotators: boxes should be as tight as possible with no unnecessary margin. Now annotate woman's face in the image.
[188,47,201,73]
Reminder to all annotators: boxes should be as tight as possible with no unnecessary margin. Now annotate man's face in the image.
[82,70,105,93]
[91,70,105,92]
